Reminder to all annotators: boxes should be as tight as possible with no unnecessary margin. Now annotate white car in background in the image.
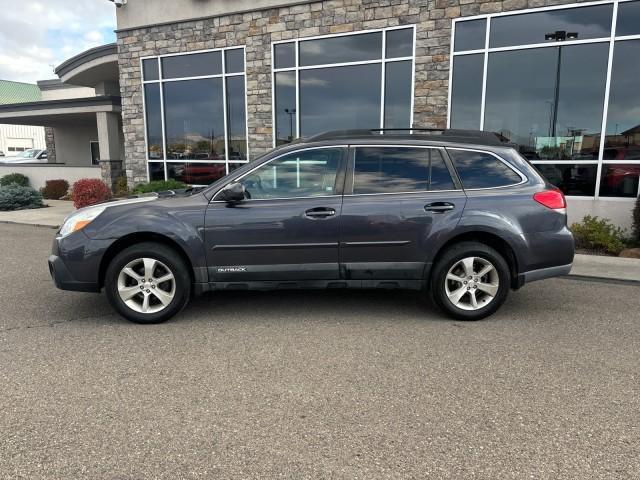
[1,149,48,163]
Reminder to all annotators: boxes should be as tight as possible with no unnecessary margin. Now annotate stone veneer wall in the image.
[117,0,587,185]
[44,127,56,164]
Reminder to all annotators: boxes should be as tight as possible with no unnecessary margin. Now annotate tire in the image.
[430,241,510,321]
[104,242,191,324]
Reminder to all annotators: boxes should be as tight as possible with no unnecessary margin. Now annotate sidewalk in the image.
[0,200,74,229]
[570,253,640,283]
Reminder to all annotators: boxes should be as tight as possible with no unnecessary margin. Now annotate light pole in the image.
[285,108,296,142]
[544,30,578,139]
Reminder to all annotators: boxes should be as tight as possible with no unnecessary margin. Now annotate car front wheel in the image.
[105,242,191,324]
[431,241,510,321]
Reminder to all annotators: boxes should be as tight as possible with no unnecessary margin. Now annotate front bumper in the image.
[48,254,100,292]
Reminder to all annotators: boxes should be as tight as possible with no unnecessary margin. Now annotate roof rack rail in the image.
[305,128,511,146]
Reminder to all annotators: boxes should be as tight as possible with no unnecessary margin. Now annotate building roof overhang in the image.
[54,43,119,88]
[0,96,121,126]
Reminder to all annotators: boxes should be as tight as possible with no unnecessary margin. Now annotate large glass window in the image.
[272,27,415,146]
[353,147,454,194]
[142,47,247,184]
[239,148,343,200]
[449,2,640,199]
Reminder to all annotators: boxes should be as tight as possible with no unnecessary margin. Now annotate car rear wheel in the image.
[430,241,510,321]
[105,242,191,324]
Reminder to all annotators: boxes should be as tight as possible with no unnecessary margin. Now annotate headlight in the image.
[58,205,106,238]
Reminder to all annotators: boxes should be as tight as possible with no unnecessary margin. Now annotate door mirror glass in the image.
[217,182,246,203]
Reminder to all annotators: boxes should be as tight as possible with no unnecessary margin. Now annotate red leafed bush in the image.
[71,178,112,209]
[40,179,69,200]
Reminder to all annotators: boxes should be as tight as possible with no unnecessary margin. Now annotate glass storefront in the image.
[272,26,416,146]
[141,47,248,184]
[450,1,640,199]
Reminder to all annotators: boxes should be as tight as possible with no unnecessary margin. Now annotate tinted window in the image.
[489,5,612,48]
[241,148,342,199]
[163,78,226,160]
[599,164,640,198]
[142,58,159,81]
[161,52,222,79]
[274,42,296,69]
[300,64,381,136]
[149,162,165,181]
[274,71,296,145]
[226,76,247,160]
[353,147,454,194]
[299,32,382,66]
[450,54,483,130]
[224,49,244,73]
[616,1,640,37]
[448,150,522,189]
[386,28,413,58]
[535,163,597,196]
[384,61,412,129]
[454,19,486,52]
[144,83,163,160]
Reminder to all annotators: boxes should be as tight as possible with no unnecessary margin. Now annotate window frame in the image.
[211,145,348,202]
[271,25,417,148]
[447,0,640,200]
[140,46,249,183]
[446,147,528,191]
[344,144,462,197]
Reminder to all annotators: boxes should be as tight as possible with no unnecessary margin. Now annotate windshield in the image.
[17,149,39,158]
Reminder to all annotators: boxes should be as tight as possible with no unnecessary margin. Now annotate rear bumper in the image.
[519,263,572,286]
[48,254,100,292]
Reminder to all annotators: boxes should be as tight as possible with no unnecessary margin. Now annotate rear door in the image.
[340,145,467,283]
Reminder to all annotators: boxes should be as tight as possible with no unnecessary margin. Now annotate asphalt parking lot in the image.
[0,223,638,479]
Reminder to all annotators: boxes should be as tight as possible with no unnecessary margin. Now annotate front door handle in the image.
[304,207,336,219]
[424,202,455,213]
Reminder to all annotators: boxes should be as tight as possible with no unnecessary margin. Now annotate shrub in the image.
[71,178,112,209]
[633,195,640,246]
[570,215,629,255]
[40,179,69,200]
[0,184,44,211]
[0,173,29,187]
[132,179,187,194]
[114,175,129,197]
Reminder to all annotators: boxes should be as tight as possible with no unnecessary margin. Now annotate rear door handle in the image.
[424,202,455,213]
[304,207,336,219]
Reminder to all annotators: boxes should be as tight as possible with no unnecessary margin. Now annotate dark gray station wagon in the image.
[49,129,574,323]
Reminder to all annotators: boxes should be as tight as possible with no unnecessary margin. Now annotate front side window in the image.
[240,148,342,200]
[273,27,415,146]
[353,147,455,194]
[448,150,522,189]
[142,47,248,184]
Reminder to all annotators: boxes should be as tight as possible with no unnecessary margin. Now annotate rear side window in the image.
[353,147,455,194]
[447,149,522,189]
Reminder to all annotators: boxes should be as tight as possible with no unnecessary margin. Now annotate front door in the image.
[340,145,467,282]
[204,147,346,282]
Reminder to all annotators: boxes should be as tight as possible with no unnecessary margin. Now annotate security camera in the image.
[109,0,127,7]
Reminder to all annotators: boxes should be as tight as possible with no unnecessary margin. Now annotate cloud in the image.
[0,0,116,83]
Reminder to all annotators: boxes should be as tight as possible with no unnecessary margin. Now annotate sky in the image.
[0,0,116,84]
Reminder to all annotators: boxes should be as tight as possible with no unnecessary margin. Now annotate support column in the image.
[96,111,123,190]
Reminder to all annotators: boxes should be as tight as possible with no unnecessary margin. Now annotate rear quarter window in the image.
[447,149,523,189]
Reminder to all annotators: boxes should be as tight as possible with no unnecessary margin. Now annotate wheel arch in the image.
[98,232,196,289]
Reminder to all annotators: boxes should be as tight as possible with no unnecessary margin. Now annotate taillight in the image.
[533,188,566,211]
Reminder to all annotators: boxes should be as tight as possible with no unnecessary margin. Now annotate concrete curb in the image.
[0,220,59,229]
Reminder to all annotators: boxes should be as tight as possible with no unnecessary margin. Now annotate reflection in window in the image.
[163,78,226,160]
[448,150,522,189]
[300,64,381,136]
[534,163,597,196]
[274,71,296,146]
[489,5,612,48]
[353,147,454,194]
[299,32,382,66]
[274,43,296,69]
[386,28,413,58]
[484,44,608,161]
[616,1,640,37]
[599,164,640,197]
[454,19,486,52]
[142,58,159,81]
[225,49,244,74]
[450,54,483,130]
[148,162,165,181]
[161,51,222,79]
[604,40,640,161]
[241,148,342,199]
[167,162,228,185]
[226,76,247,160]
[144,83,164,160]
[384,61,412,129]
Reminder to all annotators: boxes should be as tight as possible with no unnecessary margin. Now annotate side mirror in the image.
[217,182,246,203]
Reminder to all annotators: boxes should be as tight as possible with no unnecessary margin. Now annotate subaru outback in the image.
[49,129,574,323]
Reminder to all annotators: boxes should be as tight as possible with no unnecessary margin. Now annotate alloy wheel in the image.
[444,256,499,311]
[117,257,176,314]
